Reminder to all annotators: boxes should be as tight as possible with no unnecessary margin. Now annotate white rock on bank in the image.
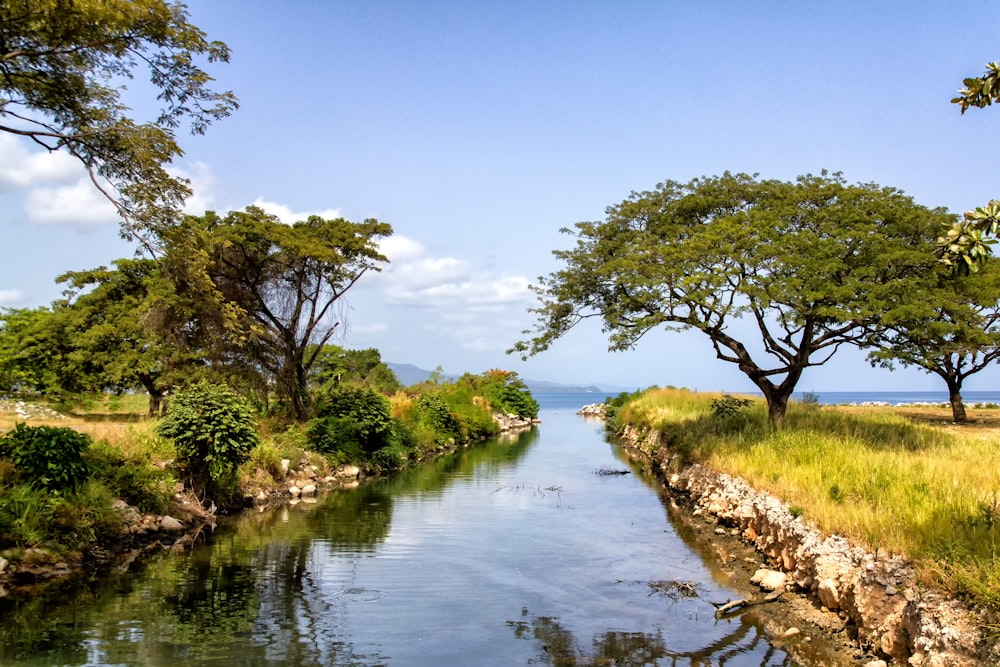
[751,568,787,591]
[160,515,184,532]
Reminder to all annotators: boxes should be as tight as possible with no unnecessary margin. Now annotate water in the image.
[0,396,842,666]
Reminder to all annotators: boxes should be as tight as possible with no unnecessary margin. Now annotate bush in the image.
[710,394,754,421]
[308,386,396,461]
[415,394,461,443]
[0,423,92,493]
[157,381,260,499]
[87,440,174,514]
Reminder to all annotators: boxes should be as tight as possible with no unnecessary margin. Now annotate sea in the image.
[532,390,1000,411]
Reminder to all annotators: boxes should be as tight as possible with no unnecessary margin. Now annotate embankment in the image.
[613,420,997,666]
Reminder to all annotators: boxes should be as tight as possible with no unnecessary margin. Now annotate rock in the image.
[300,484,316,496]
[288,485,301,497]
[0,556,7,574]
[280,458,290,474]
[777,627,800,640]
[864,661,887,667]
[751,568,787,591]
[817,578,841,611]
[336,465,361,479]
[160,515,184,532]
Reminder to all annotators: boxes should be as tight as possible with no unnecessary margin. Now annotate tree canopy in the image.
[867,261,1000,422]
[513,172,954,427]
[160,206,392,419]
[0,0,237,244]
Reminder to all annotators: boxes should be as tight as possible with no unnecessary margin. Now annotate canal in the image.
[0,395,846,665]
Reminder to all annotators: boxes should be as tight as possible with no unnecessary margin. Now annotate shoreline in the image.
[600,410,997,666]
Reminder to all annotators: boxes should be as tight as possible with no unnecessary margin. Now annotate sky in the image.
[2,1,1000,394]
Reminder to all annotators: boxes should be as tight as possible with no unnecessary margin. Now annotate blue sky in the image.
[2,1,999,393]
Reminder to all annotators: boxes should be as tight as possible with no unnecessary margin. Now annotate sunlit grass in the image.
[618,388,1000,611]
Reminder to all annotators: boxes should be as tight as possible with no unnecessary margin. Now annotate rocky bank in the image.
[612,419,998,666]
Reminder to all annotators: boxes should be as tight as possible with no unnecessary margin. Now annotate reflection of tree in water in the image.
[306,483,395,552]
[508,607,793,666]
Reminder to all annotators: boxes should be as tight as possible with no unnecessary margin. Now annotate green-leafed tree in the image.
[161,206,392,419]
[0,307,75,393]
[310,346,402,395]
[512,172,954,427]
[939,62,1000,273]
[867,262,1000,423]
[56,259,174,415]
[0,0,237,244]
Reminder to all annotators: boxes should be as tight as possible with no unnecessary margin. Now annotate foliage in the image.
[158,206,393,419]
[513,171,952,427]
[938,62,1000,272]
[414,394,461,442]
[477,369,539,419]
[310,345,401,394]
[867,262,1000,422]
[0,423,93,493]
[308,386,396,461]
[710,394,754,421]
[157,381,260,499]
[0,0,237,244]
[87,440,174,514]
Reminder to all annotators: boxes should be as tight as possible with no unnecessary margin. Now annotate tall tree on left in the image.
[0,0,237,245]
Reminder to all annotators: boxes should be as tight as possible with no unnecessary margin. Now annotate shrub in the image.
[87,440,174,514]
[0,423,92,493]
[710,394,754,421]
[157,381,260,499]
[308,386,396,461]
[415,394,461,443]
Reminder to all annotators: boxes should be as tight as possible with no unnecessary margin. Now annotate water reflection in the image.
[509,607,792,666]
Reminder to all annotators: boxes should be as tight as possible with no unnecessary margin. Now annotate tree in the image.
[0,0,237,245]
[512,172,953,427]
[939,62,1000,273]
[0,306,75,393]
[56,259,174,416]
[310,346,402,395]
[867,262,1000,423]
[162,206,392,420]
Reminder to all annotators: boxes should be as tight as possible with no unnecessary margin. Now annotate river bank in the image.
[0,410,537,599]
[606,412,998,666]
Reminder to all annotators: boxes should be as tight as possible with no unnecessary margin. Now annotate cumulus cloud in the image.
[252,197,342,224]
[0,288,25,305]
[379,235,424,262]
[0,134,80,190]
[25,177,119,227]
[171,161,217,214]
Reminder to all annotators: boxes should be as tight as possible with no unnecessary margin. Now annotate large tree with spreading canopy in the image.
[0,0,237,244]
[512,172,954,427]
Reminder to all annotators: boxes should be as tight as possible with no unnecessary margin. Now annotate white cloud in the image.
[171,161,216,214]
[379,235,424,262]
[0,289,25,305]
[252,197,342,224]
[349,322,388,334]
[0,133,80,190]
[25,177,119,227]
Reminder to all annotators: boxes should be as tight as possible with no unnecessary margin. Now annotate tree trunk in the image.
[948,382,967,423]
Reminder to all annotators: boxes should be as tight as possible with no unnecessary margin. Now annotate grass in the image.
[615,388,1000,613]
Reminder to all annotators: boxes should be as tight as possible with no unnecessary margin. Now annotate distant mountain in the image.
[385,362,630,394]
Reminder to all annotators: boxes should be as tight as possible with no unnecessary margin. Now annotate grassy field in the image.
[614,388,1000,613]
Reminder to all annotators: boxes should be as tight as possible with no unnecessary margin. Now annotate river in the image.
[0,394,846,666]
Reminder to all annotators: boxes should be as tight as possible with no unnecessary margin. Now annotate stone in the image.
[777,627,800,640]
[280,458,290,474]
[864,661,888,667]
[300,484,317,496]
[288,485,301,497]
[751,568,787,591]
[0,556,7,574]
[160,515,184,532]
[817,578,841,611]
[336,465,361,479]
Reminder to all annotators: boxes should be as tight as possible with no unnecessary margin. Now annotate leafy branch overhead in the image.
[940,62,1000,273]
[0,0,238,245]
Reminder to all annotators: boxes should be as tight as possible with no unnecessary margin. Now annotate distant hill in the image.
[385,362,629,394]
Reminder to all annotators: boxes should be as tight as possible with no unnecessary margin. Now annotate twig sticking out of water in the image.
[594,467,631,477]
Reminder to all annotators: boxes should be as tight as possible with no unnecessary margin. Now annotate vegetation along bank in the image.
[595,388,1000,666]
[0,363,539,597]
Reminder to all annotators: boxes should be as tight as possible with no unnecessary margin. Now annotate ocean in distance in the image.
[532,390,1000,412]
